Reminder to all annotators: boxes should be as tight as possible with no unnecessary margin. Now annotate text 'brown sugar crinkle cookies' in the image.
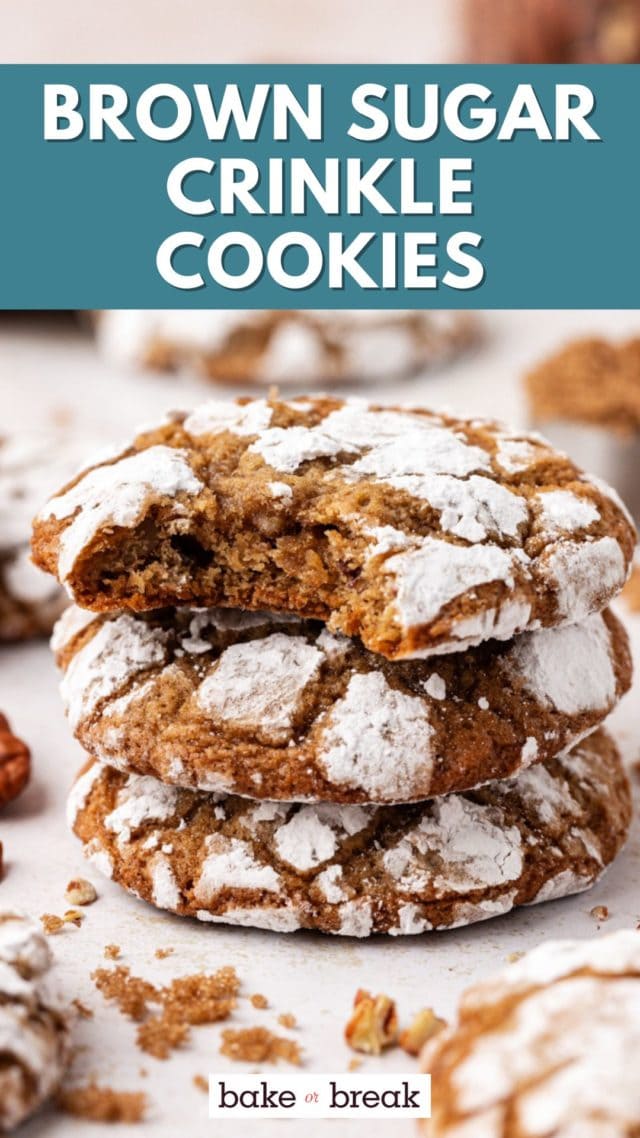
[421,929,640,1137]
[67,729,630,937]
[32,397,636,660]
[94,309,478,386]
[52,604,631,804]
[0,913,70,1131]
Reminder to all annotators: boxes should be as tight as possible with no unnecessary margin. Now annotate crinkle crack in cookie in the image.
[68,730,630,937]
[32,398,636,660]
[421,929,640,1137]
[95,309,478,386]
[53,604,631,804]
[0,913,70,1131]
[1,432,90,641]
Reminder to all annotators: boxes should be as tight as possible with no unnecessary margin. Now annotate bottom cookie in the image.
[68,730,630,937]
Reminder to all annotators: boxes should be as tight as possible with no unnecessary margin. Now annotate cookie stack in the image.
[32,395,635,937]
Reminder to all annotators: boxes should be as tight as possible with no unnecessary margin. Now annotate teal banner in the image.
[0,64,637,308]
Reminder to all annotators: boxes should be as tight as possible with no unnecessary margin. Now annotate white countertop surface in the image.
[1,309,639,1137]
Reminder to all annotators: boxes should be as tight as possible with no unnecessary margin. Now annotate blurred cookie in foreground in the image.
[421,928,640,1136]
[463,0,640,62]
[68,730,630,937]
[526,336,640,523]
[0,913,71,1131]
[93,309,479,386]
[0,432,90,641]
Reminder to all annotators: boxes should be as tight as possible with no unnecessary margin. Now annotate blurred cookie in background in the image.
[0,432,91,641]
[463,0,640,62]
[525,336,640,524]
[93,309,480,387]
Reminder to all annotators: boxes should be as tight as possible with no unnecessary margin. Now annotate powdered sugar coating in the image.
[542,536,627,622]
[423,930,640,1138]
[197,632,323,743]
[505,613,616,715]
[536,489,600,536]
[41,445,203,586]
[319,672,435,799]
[69,730,629,937]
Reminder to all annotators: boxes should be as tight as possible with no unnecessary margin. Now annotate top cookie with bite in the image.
[32,396,636,660]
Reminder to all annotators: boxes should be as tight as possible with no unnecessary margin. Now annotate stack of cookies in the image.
[32,395,636,937]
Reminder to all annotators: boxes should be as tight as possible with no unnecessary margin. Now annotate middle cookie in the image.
[53,604,630,804]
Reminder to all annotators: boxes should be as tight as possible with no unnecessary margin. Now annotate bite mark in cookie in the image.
[32,397,636,659]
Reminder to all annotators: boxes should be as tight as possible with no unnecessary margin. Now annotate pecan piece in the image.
[344,989,398,1055]
[0,713,31,809]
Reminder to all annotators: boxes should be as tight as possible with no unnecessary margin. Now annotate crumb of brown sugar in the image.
[250,993,268,1010]
[57,1083,147,1123]
[92,965,157,1022]
[93,964,239,1059]
[506,951,525,963]
[348,1057,362,1072]
[590,905,610,921]
[220,1026,302,1066]
[137,1016,189,1060]
[277,1013,297,1029]
[71,999,94,1020]
[65,878,97,906]
[104,943,121,960]
[193,1074,208,1094]
[155,947,174,959]
[345,990,398,1055]
[399,1009,447,1057]
[40,913,65,935]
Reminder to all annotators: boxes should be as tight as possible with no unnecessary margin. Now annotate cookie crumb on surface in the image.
[63,909,84,927]
[348,1057,362,1072]
[277,1012,297,1029]
[57,1083,147,1123]
[590,905,610,921]
[137,1016,188,1060]
[345,990,398,1055]
[104,943,121,959]
[193,1074,208,1094]
[399,1009,447,1056]
[220,1026,302,1066]
[250,993,268,1009]
[40,913,65,936]
[154,947,174,959]
[65,878,97,906]
[92,965,156,1022]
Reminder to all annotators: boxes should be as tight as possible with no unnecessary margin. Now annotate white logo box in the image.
[209,1073,430,1119]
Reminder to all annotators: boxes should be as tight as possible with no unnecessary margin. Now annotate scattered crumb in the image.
[348,1057,362,1072]
[63,909,84,927]
[590,905,610,921]
[93,964,239,1059]
[40,913,65,936]
[139,1069,148,1079]
[71,999,94,1020]
[104,944,121,960]
[345,990,398,1055]
[137,1017,189,1060]
[399,1008,447,1056]
[277,1013,297,1029]
[92,966,157,1022]
[65,878,98,906]
[155,947,174,959]
[621,563,640,612]
[506,951,525,963]
[193,1074,208,1094]
[250,993,268,1010]
[57,1084,147,1123]
[220,1026,302,1066]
